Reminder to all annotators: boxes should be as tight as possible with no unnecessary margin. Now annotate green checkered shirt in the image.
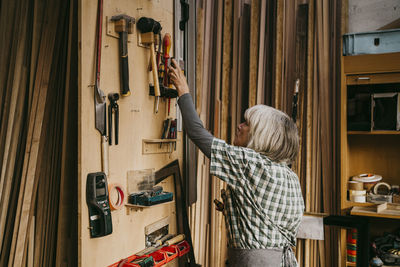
[210,138,304,256]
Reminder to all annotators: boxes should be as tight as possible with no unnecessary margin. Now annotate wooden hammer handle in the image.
[164,234,185,246]
[150,43,160,97]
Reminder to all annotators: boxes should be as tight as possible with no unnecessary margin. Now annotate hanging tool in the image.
[162,33,171,87]
[111,14,135,97]
[94,0,109,175]
[108,93,119,145]
[163,33,172,115]
[292,79,299,123]
[137,17,162,113]
[136,234,185,256]
[86,172,113,238]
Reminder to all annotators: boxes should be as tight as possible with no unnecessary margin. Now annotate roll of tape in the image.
[108,183,125,210]
[350,195,366,203]
[349,190,366,196]
[373,182,391,195]
[348,181,363,191]
[352,173,382,183]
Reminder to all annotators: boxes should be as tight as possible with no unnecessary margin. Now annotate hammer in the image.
[137,17,162,113]
[111,14,135,97]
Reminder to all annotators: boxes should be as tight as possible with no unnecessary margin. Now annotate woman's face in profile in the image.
[233,121,250,147]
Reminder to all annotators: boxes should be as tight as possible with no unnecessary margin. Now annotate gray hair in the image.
[244,105,299,163]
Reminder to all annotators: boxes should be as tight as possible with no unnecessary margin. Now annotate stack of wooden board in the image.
[0,0,77,266]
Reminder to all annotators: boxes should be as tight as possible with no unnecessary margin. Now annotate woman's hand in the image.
[168,58,190,97]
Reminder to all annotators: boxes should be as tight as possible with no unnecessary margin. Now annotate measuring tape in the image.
[108,183,125,210]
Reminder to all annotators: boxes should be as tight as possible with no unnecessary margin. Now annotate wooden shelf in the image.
[346,201,374,207]
[125,200,174,214]
[350,204,400,220]
[348,131,400,135]
[346,262,356,267]
[142,139,177,143]
[142,139,177,154]
[342,200,374,211]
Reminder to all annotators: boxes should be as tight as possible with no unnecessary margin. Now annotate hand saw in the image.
[94,0,108,175]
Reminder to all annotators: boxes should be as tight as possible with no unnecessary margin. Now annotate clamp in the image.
[108,93,119,145]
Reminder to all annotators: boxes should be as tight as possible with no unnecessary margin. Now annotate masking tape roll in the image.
[108,183,125,210]
[348,181,363,191]
[373,182,391,195]
[349,190,366,196]
[352,173,382,183]
[350,195,366,203]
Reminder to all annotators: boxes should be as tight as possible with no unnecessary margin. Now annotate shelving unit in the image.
[340,52,400,266]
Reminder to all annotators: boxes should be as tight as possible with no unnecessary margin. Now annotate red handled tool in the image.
[162,33,172,115]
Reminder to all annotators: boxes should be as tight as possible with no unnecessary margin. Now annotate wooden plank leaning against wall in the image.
[79,0,182,266]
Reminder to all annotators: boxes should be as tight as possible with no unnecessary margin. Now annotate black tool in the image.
[108,93,119,145]
[292,79,299,123]
[137,17,162,34]
[149,85,178,98]
[137,17,163,113]
[130,257,154,267]
[86,172,113,238]
[111,14,135,97]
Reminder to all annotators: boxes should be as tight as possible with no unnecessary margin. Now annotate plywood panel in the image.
[347,135,400,185]
[79,1,181,266]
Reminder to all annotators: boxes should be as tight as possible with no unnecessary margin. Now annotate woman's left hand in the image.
[168,58,190,97]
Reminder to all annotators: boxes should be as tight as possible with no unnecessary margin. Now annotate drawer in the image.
[346,73,400,85]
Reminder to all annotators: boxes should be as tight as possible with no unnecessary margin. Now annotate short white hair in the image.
[244,105,299,163]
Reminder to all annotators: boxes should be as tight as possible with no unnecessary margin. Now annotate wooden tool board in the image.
[79,0,181,266]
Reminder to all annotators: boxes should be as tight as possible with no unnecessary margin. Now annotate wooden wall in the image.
[78,0,181,266]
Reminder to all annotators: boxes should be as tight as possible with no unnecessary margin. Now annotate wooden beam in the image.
[248,0,260,107]
[274,0,283,109]
[256,0,267,105]
[9,0,62,265]
[221,0,232,142]
[56,0,77,264]
[0,8,29,249]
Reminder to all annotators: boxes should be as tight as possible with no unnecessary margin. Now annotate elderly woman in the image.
[169,59,304,267]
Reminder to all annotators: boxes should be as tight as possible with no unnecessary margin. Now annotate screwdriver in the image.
[163,33,171,116]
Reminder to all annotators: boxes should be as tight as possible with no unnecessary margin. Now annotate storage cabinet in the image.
[340,52,400,266]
